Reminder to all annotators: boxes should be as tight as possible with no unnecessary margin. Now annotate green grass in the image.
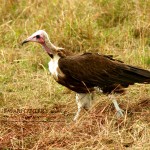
[0,0,150,149]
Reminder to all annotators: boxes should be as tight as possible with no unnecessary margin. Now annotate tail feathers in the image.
[122,65,150,84]
[127,65,150,78]
[101,64,150,94]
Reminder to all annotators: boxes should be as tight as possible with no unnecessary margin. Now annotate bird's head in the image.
[22,30,64,57]
[22,30,49,45]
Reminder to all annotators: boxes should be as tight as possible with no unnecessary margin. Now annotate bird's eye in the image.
[36,35,40,39]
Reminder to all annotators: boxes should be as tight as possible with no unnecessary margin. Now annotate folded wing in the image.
[59,53,150,93]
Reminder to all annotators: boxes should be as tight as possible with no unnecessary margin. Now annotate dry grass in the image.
[0,0,150,149]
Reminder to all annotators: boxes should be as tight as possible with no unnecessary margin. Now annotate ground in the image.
[0,0,150,149]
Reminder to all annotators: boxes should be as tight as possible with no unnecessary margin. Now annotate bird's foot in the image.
[116,109,124,118]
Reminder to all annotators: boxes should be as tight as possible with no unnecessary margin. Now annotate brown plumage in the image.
[22,30,150,120]
[58,53,150,93]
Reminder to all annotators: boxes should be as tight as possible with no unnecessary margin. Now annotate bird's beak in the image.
[22,40,29,45]
[21,36,32,45]
[21,35,36,46]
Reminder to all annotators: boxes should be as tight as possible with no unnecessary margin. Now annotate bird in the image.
[22,30,150,121]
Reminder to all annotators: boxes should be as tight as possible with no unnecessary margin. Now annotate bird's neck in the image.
[41,38,71,59]
[41,40,57,58]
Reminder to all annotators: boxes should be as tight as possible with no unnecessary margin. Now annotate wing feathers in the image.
[58,53,150,92]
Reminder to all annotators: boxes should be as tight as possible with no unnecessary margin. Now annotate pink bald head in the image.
[22,30,49,45]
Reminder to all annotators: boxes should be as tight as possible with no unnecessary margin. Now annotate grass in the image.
[0,0,150,149]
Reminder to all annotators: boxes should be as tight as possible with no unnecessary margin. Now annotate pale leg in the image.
[74,93,93,121]
[108,95,124,117]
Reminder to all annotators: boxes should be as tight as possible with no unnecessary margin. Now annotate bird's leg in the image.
[108,95,124,117]
[74,93,93,121]
[73,104,81,121]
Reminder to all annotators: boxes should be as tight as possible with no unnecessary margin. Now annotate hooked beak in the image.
[22,40,29,45]
[21,35,36,46]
